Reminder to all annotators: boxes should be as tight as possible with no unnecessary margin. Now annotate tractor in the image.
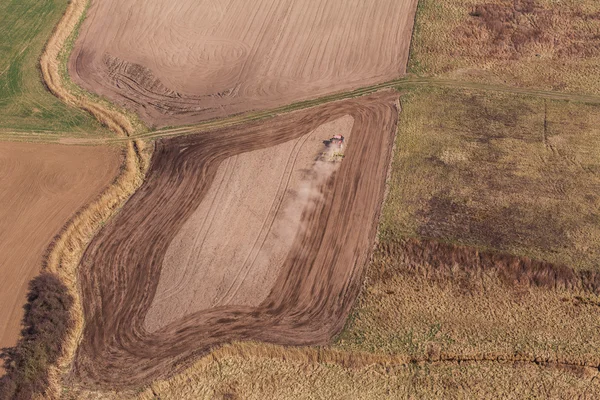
[329,135,345,150]
[321,134,345,162]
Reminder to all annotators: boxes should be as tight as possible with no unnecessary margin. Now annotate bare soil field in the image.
[409,0,600,94]
[0,142,120,366]
[72,92,398,388]
[145,116,354,332]
[69,0,416,127]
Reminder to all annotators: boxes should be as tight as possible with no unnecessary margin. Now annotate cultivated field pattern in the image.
[69,0,417,126]
[73,93,399,387]
[145,116,355,331]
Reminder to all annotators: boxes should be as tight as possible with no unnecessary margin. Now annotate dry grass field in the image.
[336,243,600,366]
[71,348,600,399]
[0,142,120,371]
[381,85,600,271]
[69,0,417,127]
[409,0,600,93]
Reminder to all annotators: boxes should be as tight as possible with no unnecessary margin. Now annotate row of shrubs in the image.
[0,272,74,400]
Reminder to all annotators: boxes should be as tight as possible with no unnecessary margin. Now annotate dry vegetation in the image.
[70,342,600,399]
[409,0,600,93]
[335,240,600,366]
[382,85,600,271]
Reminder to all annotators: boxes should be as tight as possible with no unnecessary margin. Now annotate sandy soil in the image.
[144,116,354,332]
[0,142,120,370]
[69,0,417,127]
[73,92,399,388]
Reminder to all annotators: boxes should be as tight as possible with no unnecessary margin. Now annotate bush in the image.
[0,272,74,400]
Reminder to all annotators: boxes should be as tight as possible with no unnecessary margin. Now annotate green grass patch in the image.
[0,0,103,134]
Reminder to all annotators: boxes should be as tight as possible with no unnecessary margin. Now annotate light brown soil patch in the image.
[69,0,416,127]
[0,142,120,370]
[72,92,399,388]
[145,116,354,332]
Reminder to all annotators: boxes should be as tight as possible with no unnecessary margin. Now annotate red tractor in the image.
[329,135,345,150]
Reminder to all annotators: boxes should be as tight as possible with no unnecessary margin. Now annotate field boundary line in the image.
[3,77,600,144]
[34,0,151,397]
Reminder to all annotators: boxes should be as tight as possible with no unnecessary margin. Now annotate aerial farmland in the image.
[1,0,599,399]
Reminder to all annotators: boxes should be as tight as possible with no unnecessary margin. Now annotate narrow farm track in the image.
[4,77,600,144]
[72,92,399,388]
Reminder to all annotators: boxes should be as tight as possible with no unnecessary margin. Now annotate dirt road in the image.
[0,143,120,373]
[69,0,416,127]
[72,92,399,388]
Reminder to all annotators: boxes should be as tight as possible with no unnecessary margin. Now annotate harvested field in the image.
[384,85,600,270]
[145,116,355,332]
[73,92,399,388]
[69,0,417,127]
[0,142,120,369]
[409,0,600,94]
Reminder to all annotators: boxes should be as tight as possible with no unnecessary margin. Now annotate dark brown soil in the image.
[72,92,399,389]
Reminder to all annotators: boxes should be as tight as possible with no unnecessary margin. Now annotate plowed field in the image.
[0,142,120,368]
[73,92,399,388]
[69,0,416,127]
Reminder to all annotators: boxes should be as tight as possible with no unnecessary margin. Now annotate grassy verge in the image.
[0,0,103,134]
[409,0,600,94]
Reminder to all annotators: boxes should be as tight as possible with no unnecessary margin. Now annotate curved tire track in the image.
[73,92,399,388]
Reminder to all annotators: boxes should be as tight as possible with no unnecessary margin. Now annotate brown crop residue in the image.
[377,237,600,294]
[457,0,600,59]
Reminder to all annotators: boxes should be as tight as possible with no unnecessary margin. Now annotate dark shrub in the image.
[0,272,74,400]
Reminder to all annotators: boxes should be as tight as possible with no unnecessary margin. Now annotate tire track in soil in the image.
[214,130,312,307]
[72,91,399,389]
